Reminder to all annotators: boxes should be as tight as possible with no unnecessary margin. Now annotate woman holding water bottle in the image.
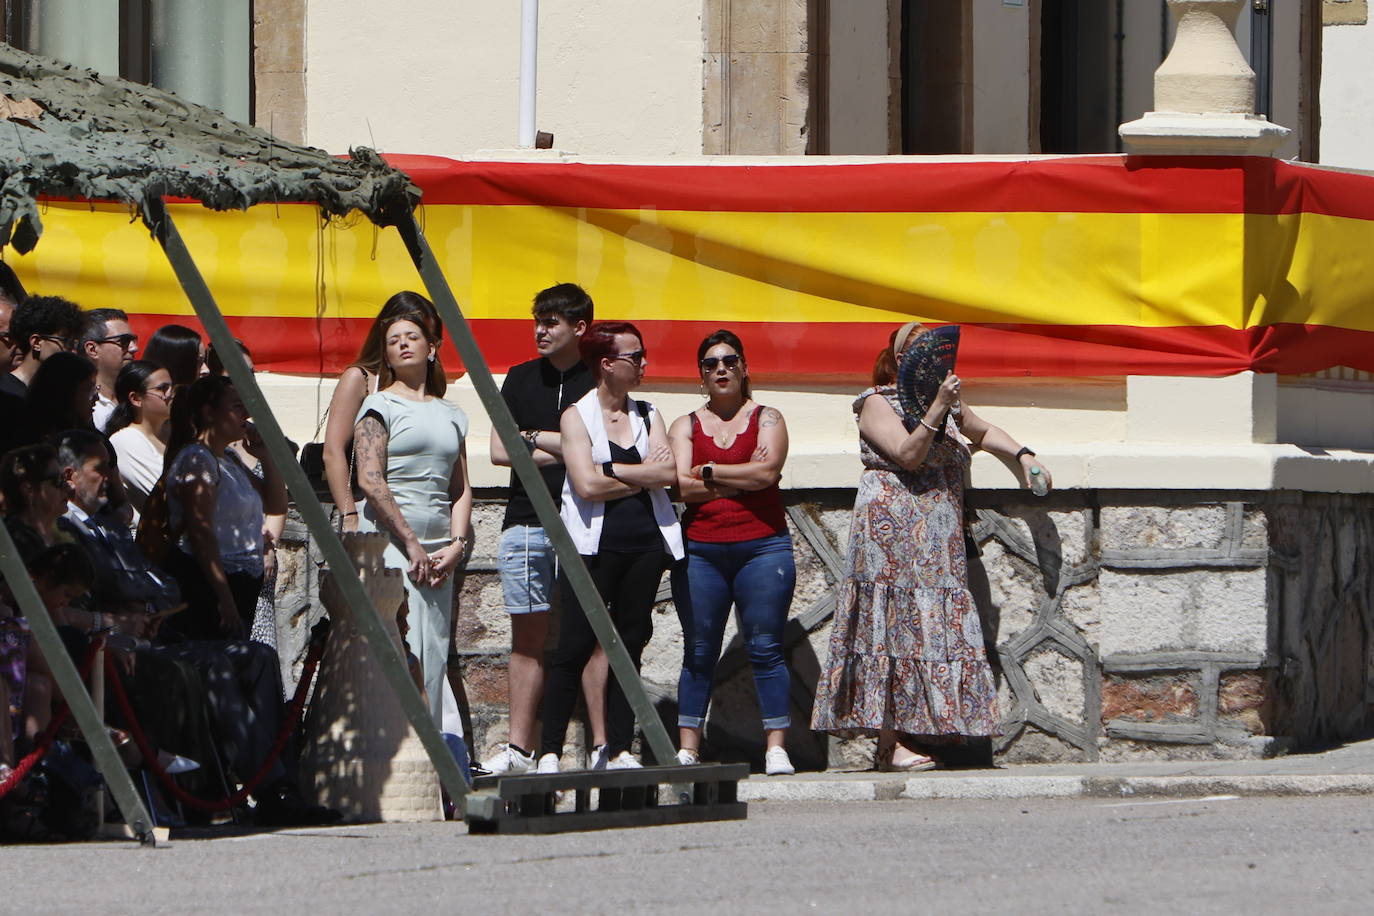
[810,321,1051,771]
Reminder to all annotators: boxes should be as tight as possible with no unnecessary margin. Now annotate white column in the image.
[518,0,539,148]
[1118,0,1289,155]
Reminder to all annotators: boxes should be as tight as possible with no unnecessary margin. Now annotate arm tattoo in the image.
[759,407,782,428]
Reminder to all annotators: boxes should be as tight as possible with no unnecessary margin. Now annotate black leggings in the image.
[166,549,262,641]
[540,550,669,758]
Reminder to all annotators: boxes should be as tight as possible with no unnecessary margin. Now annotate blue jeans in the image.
[672,533,796,731]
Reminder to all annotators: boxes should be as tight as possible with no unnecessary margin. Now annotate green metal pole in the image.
[140,196,472,812]
[397,212,677,766]
[0,523,156,844]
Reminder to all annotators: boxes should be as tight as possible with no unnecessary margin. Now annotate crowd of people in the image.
[0,269,1052,838]
[473,284,1051,778]
[0,270,335,838]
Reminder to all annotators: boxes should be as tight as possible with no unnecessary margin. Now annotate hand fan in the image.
[896,324,960,423]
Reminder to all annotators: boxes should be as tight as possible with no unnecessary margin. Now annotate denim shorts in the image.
[498,525,557,614]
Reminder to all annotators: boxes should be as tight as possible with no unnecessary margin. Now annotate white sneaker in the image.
[590,744,610,771]
[606,751,643,770]
[482,744,535,775]
[536,752,560,774]
[764,746,795,776]
[676,749,700,766]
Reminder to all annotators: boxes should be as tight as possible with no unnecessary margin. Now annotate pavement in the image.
[735,736,1374,803]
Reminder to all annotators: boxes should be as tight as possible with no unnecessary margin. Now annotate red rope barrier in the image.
[104,628,327,813]
[0,638,106,802]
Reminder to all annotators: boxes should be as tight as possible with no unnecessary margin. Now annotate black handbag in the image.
[300,439,362,504]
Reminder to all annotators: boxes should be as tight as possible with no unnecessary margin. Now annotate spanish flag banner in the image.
[11,154,1374,380]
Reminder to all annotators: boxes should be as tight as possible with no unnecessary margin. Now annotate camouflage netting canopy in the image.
[0,42,418,253]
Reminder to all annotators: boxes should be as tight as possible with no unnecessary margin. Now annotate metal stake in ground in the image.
[0,522,156,845]
[397,212,677,766]
[140,195,473,813]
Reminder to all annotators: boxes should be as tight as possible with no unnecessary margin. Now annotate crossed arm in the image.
[670,406,788,504]
[562,406,676,502]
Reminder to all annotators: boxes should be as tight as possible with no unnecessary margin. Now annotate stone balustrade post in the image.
[1119,0,1289,155]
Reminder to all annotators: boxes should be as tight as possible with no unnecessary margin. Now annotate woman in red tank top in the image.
[668,330,797,776]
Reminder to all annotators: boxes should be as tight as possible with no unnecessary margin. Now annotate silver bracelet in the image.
[919,418,941,433]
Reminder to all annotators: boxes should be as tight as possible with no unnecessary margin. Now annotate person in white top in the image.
[537,321,684,772]
[81,308,138,433]
[105,360,174,517]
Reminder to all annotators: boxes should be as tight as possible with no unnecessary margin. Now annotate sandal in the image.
[881,746,938,772]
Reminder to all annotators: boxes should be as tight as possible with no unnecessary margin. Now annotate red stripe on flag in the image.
[126,314,1374,380]
[387,155,1374,220]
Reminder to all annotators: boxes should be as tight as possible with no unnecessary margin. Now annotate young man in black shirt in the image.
[483,283,606,774]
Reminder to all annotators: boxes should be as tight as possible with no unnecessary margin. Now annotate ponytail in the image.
[105,360,161,435]
[163,375,234,477]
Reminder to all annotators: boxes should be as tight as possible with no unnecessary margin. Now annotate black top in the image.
[0,372,24,400]
[598,442,662,553]
[500,356,595,530]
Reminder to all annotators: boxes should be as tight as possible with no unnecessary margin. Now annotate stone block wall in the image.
[272,488,1374,768]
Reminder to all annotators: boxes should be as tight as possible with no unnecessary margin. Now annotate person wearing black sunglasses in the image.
[0,295,87,401]
[81,308,138,432]
[668,329,797,775]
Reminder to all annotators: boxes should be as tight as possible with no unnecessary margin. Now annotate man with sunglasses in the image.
[0,294,87,400]
[80,308,138,432]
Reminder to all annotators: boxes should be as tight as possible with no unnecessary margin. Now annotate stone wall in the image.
[272,488,1374,768]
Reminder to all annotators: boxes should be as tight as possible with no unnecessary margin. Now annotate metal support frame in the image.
[397,212,678,766]
[0,523,156,845]
[139,197,473,812]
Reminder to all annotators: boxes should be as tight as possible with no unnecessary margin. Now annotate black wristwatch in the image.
[701,462,714,482]
[1015,447,1036,460]
[602,461,617,479]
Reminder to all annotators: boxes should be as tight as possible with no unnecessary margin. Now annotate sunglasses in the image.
[38,334,81,352]
[700,355,742,372]
[609,350,646,367]
[95,333,139,350]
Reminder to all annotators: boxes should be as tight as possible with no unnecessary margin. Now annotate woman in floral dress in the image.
[811,322,1051,770]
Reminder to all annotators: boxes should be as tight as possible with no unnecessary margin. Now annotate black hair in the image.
[29,542,95,592]
[10,295,87,353]
[0,261,26,306]
[0,443,58,515]
[532,283,594,327]
[104,360,163,435]
[164,375,234,476]
[28,351,96,435]
[143,324,203,386]
[82,307,130,343]
[205,338,252,377]
[696,329,751,400]
[56,429,108,473]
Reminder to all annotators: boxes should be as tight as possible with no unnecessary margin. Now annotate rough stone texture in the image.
[275,488,1374,770]
[1097,568,1268,656]
[1102,674,1200,724]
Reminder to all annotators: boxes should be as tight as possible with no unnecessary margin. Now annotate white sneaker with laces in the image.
[536,752,561,774]
[676,749,700,766]
[606,751,643,770]
[764,746,795,776]
[482,744,536,776]
[590,744,610,771]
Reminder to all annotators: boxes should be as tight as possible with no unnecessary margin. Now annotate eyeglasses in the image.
[37,334,80,352]
[609,350,646,367]
[94,333,138,351]
[145,382,175,399]
[700,355,742,372]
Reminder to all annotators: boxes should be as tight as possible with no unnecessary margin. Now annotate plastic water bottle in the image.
[1028,465,1049,497]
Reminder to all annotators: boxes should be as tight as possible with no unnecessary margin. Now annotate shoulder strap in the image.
[634,399,651,420]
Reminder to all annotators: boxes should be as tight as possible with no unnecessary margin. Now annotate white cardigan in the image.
[560,389,685,560]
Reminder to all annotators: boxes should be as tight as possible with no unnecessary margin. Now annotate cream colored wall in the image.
[970,0,1031,154]
[303,0,703,157]
[1319,17,1374,169]
[826,0,894,154]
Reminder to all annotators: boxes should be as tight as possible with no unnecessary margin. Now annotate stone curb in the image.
[737,773,1374,803]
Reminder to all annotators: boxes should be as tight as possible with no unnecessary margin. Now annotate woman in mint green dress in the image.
[353,304,473,727]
